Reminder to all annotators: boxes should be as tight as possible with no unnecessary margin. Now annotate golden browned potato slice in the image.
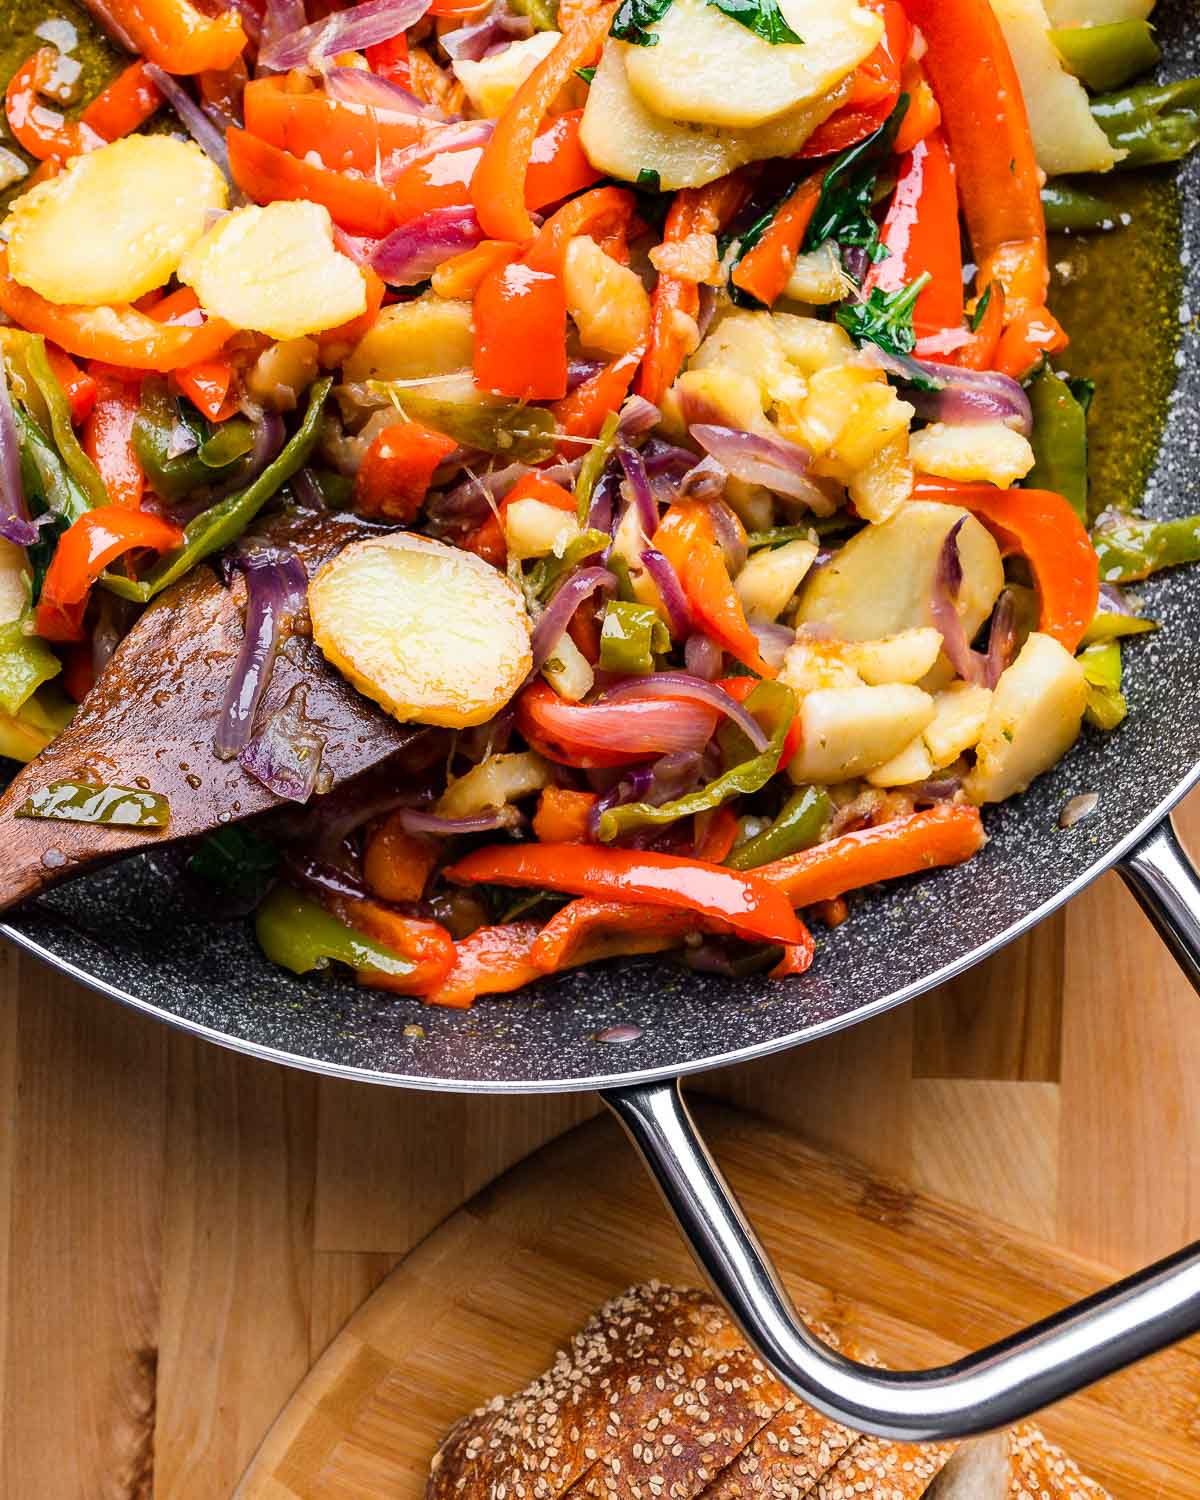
[309,533,532,729]
[5,135,227,306]
[178,201,366,340]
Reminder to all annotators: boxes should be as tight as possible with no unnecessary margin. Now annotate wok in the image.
[7,0,1200,1446]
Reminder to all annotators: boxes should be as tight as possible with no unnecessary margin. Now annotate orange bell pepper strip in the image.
[80,60,164,141]
[951,282,1006,371]
[227,127,398,238]
[431,240,520,299]
[326,895,457,996]
[0,251,232,373]
[992,305,1070,380]
[654,502,776,678]
[174,357,237,423]
[365,32,411,89]
[531,898,699,971]
[505,472,577,512]
[866,130,963,339]
[639,172,753,404]
[6,50,106,162]
[83,373,144,509]
[533,787,598,844]
[551,344,643,454]
[755,804,985,908]
[471,3,616,243]
[92,0,246,74]
[693,806,739,864]
[912,480,1098,651]
[525,110,603,211]
[242,76,424,179]
[797,0,909,159]
[769,926,816,979]
[45,345,97,425]
[524,185,637,276]
[444,843,808,946]
[423,922,545,1008]
[902,0,1047,312]
[35,506,184,642]
[730,171,825,310]
[354,420,460,522]
[363,813,439,904]
[473,259,568,401]
[390,146,483,224]
[892,61,941,155]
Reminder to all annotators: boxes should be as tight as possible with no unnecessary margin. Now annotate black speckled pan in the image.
[9,5,1200,1439]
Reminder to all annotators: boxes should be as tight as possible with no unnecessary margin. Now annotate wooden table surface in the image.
[3,793,1200,1499]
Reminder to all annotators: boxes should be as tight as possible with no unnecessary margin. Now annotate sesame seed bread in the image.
[922,1426,1113,1499]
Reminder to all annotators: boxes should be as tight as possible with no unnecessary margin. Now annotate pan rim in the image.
[4,753,1197,1094]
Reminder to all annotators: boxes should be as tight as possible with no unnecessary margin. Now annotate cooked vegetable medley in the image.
[0,0,1196,1004]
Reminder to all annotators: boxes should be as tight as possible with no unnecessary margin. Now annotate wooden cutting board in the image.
[234,1102,1200,1500]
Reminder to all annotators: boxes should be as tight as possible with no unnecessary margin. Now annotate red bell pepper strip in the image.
[892,61,941,155]
[0,251,233,373]
[525,110,603,211]
[363,813,438,904]
[35,506,183,642]
[693,806,739,864]
[424,922,545,1008]
[45,345,97,426]
[227,127,398,238]
[445,844,809,946]
[654,502,776,678]
[174,357,237,423]
[473,259,568,401]
[797,0,909,159]
[551,344,643,453]
[354,420,459,522]
[769,927,816,979]
[471,3,616,243]
[432,240,521,300]
[516,678,720,767]
[531,898,700,972]
[902,0,1047,312]
[524,185,637,276]
[6,50,106,162]
[913,480,1099,652]
[83,373,144,509]
[951,282,1006,371]
[366,33,411,90]
[505,472,577,512]
[243,76,424,180]
[533,787,598,844]
[61,643,96,705]
[755,805,985,908]
[89,0,246,74]
[730,171,825,309]
[867,130,962,339]
[390,146,483,224]
[81,60,164,140]
[993,305,1070,380]
[326,895,457,996]
[639,172,752,404]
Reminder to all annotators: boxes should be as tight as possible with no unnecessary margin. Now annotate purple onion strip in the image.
[602,672,770,753]
[144,65,232,181]
[704,497,746,573]
[617,396,660,439]
[214,548,309,760]
[684,633,723,680]
[864,346,1033,437]
[0,357,39,547]
[688,423,833,514]
[618,445,659,538]
[238,684,326,803]
[371,206,484,286]
[530,566,617,671]
[398,806,522,836]
[283,851,374,904]
[324,64,437,119]
[932,521,1015,690]
[258,0,433,72]
[639,549,692,639]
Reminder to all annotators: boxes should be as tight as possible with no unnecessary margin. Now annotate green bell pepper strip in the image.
[1026,364,1089,523]
[25,337,108,510]
[0,619,61,717]
[509,0,558,29]
[198,419,254,470]
[1091,79,1200,170]
[598,599,670,675]
[1050,21,1160,95]
[528,528,610,603]
[574,409,620,527]
[1091,514,1200,583]
[1041,183,1120,234]
[132,378,252,501]
[368,385,558,464]
[725,785,832,871]
[596,680,797,843]
[14,404,91,528]
[1079,611,1157,647]
[0,684,74,765]
[255,885,417,980]
[1078,641,1126,732]
[102,378,331,605]
[16,779,171,827]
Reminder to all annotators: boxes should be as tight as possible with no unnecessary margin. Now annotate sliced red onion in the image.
[259,0,433,71]
[932,521,1015,689]
[324,64,437,119]
[258,0,305,61]
[207,407,285,501]
[371,207,483,285]
[679,456,727,504]
[531,566,617,671]
[567,357,607,392]
[1059,792,1099,830]
[441,5,531,61]
[239,683,328,802]
[914,326,971,358]
[602,672,770,752]
[703,497,746,573]
[587,468,615,535]
[214,548,308,760]
[0,358,39,547]
[221,0,263,46]
[398,805,522,836]
[1098,582,1133,615]
[985,588,1017,685]
[618,445,658,537]
[863,347,1033,437]
[914,777,963,803]
[617,396,660,438]
[641,439,696,479]
[144,65,231,181]
[587,750,703,840]
[639,548,692,639]
[684,633,723,680]
[282,851,374,904]
[688,424,833,514]
[750,620,793,671]
[695,283,717,345]
[291,466,326,511]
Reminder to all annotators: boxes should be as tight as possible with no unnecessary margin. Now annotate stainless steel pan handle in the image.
[601,811,1200,1442]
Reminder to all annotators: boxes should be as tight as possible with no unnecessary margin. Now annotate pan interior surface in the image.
[4,3,1200,1091]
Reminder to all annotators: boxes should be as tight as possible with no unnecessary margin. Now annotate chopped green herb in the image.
[803,98,908,256]
[575,64,596,83]
[836,272,931,357]
[610,0,673,47]
[17,779,171,828]
[970,283,994,333]
[707,0,800,46]
[636,167,661,191]
[186,825,279,899]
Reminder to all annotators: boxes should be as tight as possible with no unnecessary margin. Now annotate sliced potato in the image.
[991,0,1123,175]
[846,628,943,686]
[787,683,935,784]
[245,337,319,412]
[847,432,913,524]
[178,200,366,340]
[505,497,580,562]
[771,312,856,374]
[781,635,864,696]
[908,420,1036,490]
[564,235,651,358]
[579,40,850,190]
[830,382,914,474]
[309,533,532,729]
[0,538,30,628]
[964,633,1087,804]
[866,735,935,789]
[923,682,994,768]
[795,502,1005,646]
[691,312,801,410]
[783,243,853,304]
[453,31,560,117]
[436,751,552,817]
[5,135,227,307]
[623,0,882,129]
[343,297,475,385]
[674,364,775,436]
[735,539,818,623]
[542,630,594,702]
[796,363,879,455]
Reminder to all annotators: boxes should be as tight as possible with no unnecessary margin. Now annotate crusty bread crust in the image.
[1007,1426,1111,1499]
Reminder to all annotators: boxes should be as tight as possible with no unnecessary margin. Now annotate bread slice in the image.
[923,1426,1111,1499]
[811,1434,956,1499]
